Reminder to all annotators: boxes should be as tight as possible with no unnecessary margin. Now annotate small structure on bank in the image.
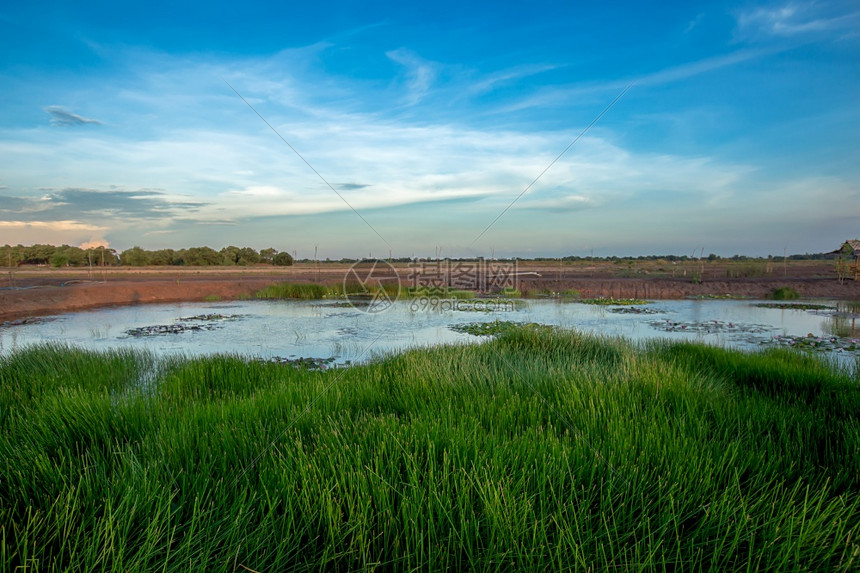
[832,240,860,282]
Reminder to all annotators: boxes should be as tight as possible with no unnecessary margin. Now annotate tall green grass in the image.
[255,282,482,301]
[254,282,335,300]
[1,330,858,571]
[254,282,403,301]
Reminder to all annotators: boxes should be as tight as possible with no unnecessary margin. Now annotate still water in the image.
[2,298,856,366]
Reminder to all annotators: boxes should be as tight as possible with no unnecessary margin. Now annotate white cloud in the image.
[0,220,109,247]
[79,239,110,249]
[0,220,106,231]
[736,2,860,38]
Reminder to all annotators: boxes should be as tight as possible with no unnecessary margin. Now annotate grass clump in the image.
[770,286,800,300]
[498,286,521,297]
[254,282,334,300]
[1,331,858,571]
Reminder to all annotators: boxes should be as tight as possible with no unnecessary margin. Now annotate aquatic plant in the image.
[650,319,774,335]
[754,302,835,311]
[449,320,546,336]
[580,297,651,305]
[688,293,750,300]
[608,306,659,314]
[768,333,860,354]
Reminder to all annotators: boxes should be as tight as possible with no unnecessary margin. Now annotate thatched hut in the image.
[831,240,860,281]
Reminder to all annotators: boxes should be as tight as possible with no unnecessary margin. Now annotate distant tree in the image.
[273,251,294,266]
[220,246,241,265]
[23,244,57,265]
[149,249,178,266]
[0,245,22,267]
[183,246,221,266]
[236,247,260,266]
[120,246,151,266]
[50,252,69,268]
[259,248,277,264]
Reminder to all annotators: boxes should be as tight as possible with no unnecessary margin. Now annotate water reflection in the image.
[825,302,860,338]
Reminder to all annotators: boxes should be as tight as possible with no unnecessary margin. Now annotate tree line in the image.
[1,244,294,268]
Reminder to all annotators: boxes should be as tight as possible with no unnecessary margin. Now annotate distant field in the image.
[0,258,841,283]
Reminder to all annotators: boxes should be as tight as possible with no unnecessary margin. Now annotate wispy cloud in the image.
[386,48,438,105]
[44,106,103,126]
[685,13,705,34]
[494,47,771,114]
[736,2,860,38]
[466,63,559,97]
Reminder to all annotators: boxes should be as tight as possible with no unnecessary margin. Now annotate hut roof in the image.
[824,239,860,257]
[833,239,860,256]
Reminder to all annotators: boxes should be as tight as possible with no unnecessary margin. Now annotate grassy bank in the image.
[1,329,858,571]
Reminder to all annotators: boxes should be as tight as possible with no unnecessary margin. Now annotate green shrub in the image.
[770,286,800,300]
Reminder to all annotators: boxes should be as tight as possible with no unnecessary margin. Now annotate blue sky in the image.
[1,0,858,258]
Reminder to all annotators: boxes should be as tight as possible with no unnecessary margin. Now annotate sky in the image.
[1,0,858,259]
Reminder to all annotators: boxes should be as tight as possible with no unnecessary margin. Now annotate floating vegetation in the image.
[687,294,750,300]
[177,313,243,322]
[450,320,548,336]
[124,314,243,337]
[754,303,835,311]
[650,319,774,335]
[608,306,660,315]
[0,316,57,328]
[316,301,368,308]
[766,333,860,354]
[580,298,651,306]
[124,323,215,337]
[266,355,337,370]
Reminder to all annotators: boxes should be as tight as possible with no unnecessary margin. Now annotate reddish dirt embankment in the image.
[1,263,859,323]
[0,277,277,322]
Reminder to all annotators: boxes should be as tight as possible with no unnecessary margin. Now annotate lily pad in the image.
[649,319,775,335]
[765,333,860,354]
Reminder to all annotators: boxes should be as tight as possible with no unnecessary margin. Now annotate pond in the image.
[1,298,857,366]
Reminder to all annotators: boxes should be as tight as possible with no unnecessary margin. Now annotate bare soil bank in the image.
[1,262,858,322]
